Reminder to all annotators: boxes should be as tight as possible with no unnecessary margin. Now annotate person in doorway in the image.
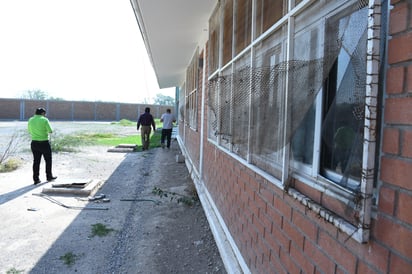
[137,107,156,151]
[27,107,57,185]
[160,109,176,149]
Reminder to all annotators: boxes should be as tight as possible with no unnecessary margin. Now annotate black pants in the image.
[31,140,53,181]
[161,128,173,148]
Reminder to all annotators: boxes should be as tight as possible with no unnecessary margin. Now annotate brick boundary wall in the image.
[0,98,172,121]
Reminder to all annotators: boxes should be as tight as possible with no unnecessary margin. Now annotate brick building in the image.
[133,0,411,273]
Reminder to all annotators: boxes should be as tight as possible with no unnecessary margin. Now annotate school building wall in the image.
[177,1,412,273]
[0,98,172,121]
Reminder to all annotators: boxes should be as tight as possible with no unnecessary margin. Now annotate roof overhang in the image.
[130,0,217,89]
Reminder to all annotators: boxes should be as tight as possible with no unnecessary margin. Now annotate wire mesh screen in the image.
[207,2,371,187]
[232,62,251,158]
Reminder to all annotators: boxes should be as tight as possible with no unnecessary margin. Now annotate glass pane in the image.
[235,0,252,55]
[250,30,286,178]
[208,7,220,73]
[321,6,368,191]
[255,0,285,38]
[219,67,232,149]
[207,79,218,141]
[289,24,323,167]
[222,0,233,65]
[232,53,251,159]
[291,104,315,165]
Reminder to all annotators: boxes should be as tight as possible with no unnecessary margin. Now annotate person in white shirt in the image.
[160,109,176,149]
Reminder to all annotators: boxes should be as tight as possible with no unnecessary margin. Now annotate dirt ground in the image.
[0,122,227,274]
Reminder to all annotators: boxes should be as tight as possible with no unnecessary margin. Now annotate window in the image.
[207,0,384,241]
[186,49,199,129]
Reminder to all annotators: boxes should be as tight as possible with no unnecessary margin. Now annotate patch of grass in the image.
[101,129,161,149]
[50,132,116,152]
[51,133,91,152]
[96,134,140,146]
[6,268,24,274]
[59,252,78,266]
[48,120,163,152]
[116,119,135,126]
[90,223,115,237]
[0,157,22,173]
[149,130,161,148]
[111,118,162,128]
[154,118,162,129]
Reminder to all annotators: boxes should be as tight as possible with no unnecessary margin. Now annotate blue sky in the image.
[0,0,174,103]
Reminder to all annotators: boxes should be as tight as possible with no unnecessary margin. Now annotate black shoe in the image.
[47,176,57,181]
[34,180,41,185]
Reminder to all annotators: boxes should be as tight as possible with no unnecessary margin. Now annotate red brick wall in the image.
[375,1,412,273]
[182,1,412,273]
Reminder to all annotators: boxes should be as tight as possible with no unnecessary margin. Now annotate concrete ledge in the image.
[42,179,104,197]
[107,147,135,153]
[107,144,137,153]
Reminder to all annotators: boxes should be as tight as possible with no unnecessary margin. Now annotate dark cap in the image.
[35,107,46,115]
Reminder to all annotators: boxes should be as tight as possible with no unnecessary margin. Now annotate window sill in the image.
[288,187,369,243]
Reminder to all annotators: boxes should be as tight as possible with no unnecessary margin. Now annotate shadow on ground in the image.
[29,144,226,273]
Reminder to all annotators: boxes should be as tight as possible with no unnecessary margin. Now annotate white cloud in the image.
[0,0,174,103]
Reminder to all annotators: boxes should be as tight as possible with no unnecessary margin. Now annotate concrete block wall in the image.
[0,99,21,119]
[0,98,171,121]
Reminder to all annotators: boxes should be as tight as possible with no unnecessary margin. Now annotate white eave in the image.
[130,0,217,89]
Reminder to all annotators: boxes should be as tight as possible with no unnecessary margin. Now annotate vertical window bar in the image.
[355,0,382,243]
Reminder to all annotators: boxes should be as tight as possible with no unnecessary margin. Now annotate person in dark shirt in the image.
[137,107,156,150]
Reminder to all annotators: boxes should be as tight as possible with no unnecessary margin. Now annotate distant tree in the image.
[21,89,48,100]
[153,93,175,105]
[21,90,64,101]
[48,96,64,101]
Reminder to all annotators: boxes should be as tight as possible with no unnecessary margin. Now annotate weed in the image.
[0,157,22,173]
[6,268,24,274]
[59,252,78,266]
[152,186,199,206]
[50,132,93,152]
[90,223,115,237]
[0,131,22,167]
